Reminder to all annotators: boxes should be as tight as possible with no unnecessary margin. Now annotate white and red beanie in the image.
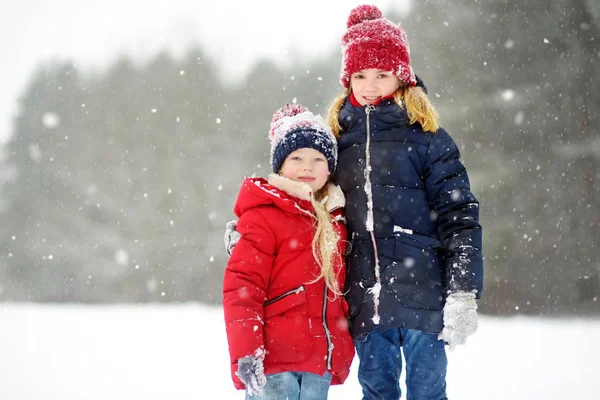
[269,104,338,175]
[340,4,417,88]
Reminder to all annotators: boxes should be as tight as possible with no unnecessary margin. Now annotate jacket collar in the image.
[268,173,313,201]
[339,97,409,134]
[267,174,345,213]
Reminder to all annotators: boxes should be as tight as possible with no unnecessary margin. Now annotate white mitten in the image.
[235,355,267,396]
[224,220,241,256]
[438,291,478,351]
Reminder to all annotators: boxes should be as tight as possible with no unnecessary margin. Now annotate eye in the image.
[378,73,389,79]
[352,74,364,79]
[291,156,302,161]
[315,157,326,162]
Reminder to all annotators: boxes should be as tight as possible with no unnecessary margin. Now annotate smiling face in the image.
[350,68,401,106]
[279,147,330,192]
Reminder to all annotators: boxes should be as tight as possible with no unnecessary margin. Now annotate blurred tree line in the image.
[0,0,598,315]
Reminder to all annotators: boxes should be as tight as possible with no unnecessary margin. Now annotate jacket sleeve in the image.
[223,208,276,364]
[423,128,483,298]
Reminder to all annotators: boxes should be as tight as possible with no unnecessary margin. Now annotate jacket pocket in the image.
[393,231,442,271]
[263,286,312,364]
[264,286,306,318]
[389,232,444,310]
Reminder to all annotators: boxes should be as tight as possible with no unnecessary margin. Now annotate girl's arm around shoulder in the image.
[324,183,346,213]
[423,128,484,298]
[325,182,348,236]
[324,182,349,260]
[223,207,277,362]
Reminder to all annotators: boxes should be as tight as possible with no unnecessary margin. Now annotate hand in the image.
[224,220,241,256]
[438,291,478,351]
[235,356,266,396]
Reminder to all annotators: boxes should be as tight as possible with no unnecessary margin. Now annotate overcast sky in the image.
[0,0,409,144]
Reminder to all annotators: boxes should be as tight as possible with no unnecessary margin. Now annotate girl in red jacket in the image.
[223,104,355,399]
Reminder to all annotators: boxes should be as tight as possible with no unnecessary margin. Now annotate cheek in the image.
[279,164,296,179]
[383,83,398,96]
[384,79,401,95]
[317,167,330,181]
[351,89,367,105]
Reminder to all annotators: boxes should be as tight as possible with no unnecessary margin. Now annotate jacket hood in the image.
[234,174,345,218]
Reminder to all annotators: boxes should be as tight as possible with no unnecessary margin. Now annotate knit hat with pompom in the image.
[340,4,416,88]
[269,104,338,175]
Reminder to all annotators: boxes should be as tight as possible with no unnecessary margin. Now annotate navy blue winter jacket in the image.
[333,98,483,340]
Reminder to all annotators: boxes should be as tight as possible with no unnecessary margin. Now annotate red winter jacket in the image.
[223,174,355,390]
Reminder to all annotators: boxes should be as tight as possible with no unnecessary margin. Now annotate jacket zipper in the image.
[364,104,376,232]
[263,285,305,306]
[364,105,382,325]
[322,284,333,370]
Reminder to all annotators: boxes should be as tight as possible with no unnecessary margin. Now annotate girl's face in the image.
[280,148,330,192]
[350,68,401,106]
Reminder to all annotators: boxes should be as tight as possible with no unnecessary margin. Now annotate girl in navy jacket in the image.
[327,5,483,400]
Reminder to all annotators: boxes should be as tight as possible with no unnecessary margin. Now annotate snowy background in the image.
[1,303,599,399]
[0,0,405,144]
[1,0,600,398]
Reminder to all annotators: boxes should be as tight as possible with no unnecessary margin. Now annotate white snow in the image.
[393,225,414,235]
[1,303,597,399]
[114,249,129,266]
[515,111,526,125]
[41,112,60,129]
[501,89,515,102]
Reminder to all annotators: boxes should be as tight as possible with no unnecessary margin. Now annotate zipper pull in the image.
[365,104,375,115]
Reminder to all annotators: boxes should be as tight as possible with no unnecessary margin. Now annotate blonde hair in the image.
[309,187,343,298]
[327,85,439,137]
[327,88,351,138]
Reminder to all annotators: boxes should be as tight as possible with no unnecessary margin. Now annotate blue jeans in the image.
[355,327,448,400]
[246,371,332,400]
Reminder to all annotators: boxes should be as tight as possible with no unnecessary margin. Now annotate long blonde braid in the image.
[309,187,343,298]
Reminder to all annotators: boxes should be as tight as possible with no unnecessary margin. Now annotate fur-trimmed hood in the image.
[233,174,345,219]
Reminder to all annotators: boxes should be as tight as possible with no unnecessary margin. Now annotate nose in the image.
[365,77,377,91]
[302,161,313,171]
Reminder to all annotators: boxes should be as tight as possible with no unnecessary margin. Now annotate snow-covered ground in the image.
[0,303,598,399]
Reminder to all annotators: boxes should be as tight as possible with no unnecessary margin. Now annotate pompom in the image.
[347,5,382,28]
[269,104,308,138]
[271,104,308,123]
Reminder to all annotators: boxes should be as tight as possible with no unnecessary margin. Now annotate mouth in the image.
[298,177,315,182]
[362,96,381,104]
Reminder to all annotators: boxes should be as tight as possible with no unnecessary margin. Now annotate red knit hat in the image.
[340,4,416,88]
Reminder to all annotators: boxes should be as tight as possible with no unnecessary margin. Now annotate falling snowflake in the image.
[42,112,60,128]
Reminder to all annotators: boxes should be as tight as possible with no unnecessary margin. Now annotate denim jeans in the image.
[246,371,332,400]
[355,327,448,400]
